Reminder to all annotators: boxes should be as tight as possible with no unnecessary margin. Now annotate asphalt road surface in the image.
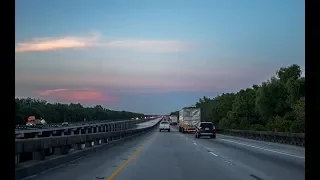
[24,125,305,180]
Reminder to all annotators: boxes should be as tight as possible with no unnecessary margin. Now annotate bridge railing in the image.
[15,118,162,179]
[15,118,156,139]
[15,118,156,129]
[216,129,305,147]
[15,118,153,130]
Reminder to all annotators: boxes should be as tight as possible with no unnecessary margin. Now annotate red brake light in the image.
[213,127,216,130]
[198,127,201,130]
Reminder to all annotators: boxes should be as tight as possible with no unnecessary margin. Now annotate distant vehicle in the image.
[170,115,178,125]
[159,121,170,132]
[26,116,47,126]
[178,107,201,133]
[195,122,216,139]
[61,122,69,127]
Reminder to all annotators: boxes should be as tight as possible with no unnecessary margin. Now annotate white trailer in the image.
[169,115,178,125]
[178,107,201,133]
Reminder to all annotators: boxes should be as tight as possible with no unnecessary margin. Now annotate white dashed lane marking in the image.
[209,152,218,156]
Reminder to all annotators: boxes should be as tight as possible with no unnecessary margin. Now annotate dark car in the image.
[195,122,216,139]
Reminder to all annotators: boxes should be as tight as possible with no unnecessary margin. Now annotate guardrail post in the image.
[54,146,69,155]
[35,132,42,138]
[94,127,97,133]
[61,130,66,136]
[85,141,92,148]
[15,154,20,164]
[33,150,45,160]
[74,143,83,150]
[94,140,101,145]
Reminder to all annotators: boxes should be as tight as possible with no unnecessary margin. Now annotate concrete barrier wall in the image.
[15,120,161,180]
[216,129,305,147]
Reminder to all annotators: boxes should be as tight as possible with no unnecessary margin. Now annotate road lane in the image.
[26,130,154,180]
[112,127,252,180]
[217,134,305,156]
[177,127,304,180]
[26,125,304,180]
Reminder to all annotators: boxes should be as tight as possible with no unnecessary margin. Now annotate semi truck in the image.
[178,106,201,133]
[169,115,178,125]
[26,116,47,126]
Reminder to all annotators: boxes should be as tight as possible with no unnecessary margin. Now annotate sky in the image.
[15,0,305,115]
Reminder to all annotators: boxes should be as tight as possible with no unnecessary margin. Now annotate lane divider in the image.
[209,152,218,156]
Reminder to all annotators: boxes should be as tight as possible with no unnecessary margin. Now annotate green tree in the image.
[178,64,304,133]
[15,98,144,125]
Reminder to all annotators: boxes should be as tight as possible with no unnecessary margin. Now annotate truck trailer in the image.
[169,115,178,125]
[26,116,47,126]
[178,106,201,133]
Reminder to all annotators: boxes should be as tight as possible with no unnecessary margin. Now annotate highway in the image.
[24,125,304,180]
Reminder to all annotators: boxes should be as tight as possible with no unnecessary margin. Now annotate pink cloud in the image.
[15,32,191,53]
[18,74,207,89]
[16,73,221,94]
[15,33,100,52]
[36,88,119,104]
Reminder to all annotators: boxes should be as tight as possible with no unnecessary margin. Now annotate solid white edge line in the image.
[220,139,305,159]
[209,152,218,156]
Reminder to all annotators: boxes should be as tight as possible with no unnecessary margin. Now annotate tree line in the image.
[170,64,305,133]
[15,98,144,125]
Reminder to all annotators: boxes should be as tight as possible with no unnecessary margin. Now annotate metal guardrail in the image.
[216,129,305,147]
[15,118,153,130]
[15,118,157,139]
[15,119,161,179]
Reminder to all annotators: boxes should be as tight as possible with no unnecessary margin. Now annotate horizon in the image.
[15,0,304,114]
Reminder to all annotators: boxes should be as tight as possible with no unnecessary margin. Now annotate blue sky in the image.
[15,0,304,114]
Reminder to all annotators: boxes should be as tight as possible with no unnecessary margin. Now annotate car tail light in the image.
[198,127,202,130]
[213,127,216,130]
